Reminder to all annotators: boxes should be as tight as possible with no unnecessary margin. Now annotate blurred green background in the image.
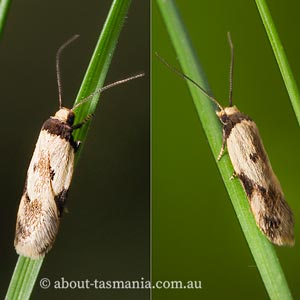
[153,0,300,299]
[0,1,149,299]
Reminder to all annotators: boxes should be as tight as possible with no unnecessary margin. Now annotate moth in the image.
[14,35,144,259]
[156,33,294,246]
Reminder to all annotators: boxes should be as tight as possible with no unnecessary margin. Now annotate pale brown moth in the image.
[14,35,144,259]
[156,33,294,246]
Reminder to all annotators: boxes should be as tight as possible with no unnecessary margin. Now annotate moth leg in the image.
[71,114,93,152]
[217,131,227,161]
[72,113,94,130]
[230,171,237,180]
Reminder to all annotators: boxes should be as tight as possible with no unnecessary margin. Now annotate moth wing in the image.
[226,120,269,184]
[47,133,75,194]
[15,192,58,259]
[250,187,294,246]
[15,130,75,258]
[227,120,294,246]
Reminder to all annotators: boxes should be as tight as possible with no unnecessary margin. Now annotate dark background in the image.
[153,0,300,299]
[1,1,149,299]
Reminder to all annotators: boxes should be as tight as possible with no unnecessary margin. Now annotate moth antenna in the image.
[155,52,223,111]
[72,73,145,111]
[56,34,80,109]
[227,32,234,107]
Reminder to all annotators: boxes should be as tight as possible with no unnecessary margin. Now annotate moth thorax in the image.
[53,108,75,125]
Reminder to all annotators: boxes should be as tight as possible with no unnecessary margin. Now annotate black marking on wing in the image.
[251,128,268,163]
[50,168,55,180]
[239,173,271,202]
[258,185,266,197]
[264,215,281,230]
[262,214,283,243]
[25,193,30,202]
[238,172,254,197]
[249,153,259,163]
[54,189,68,217]
[237,170,294,245]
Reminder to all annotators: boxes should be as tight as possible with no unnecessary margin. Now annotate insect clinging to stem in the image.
[14,35,145,259]
[156,32,294,246]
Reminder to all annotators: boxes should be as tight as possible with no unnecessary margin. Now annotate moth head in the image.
[216,106,239,124]
[53,108,75,125]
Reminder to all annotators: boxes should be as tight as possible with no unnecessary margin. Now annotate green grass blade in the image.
[5,258,43,300]
[0,0,11,39]
[255,0,300,126]
[155,0,293,299]
[5,0,132,299]
[72,0,132,147]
